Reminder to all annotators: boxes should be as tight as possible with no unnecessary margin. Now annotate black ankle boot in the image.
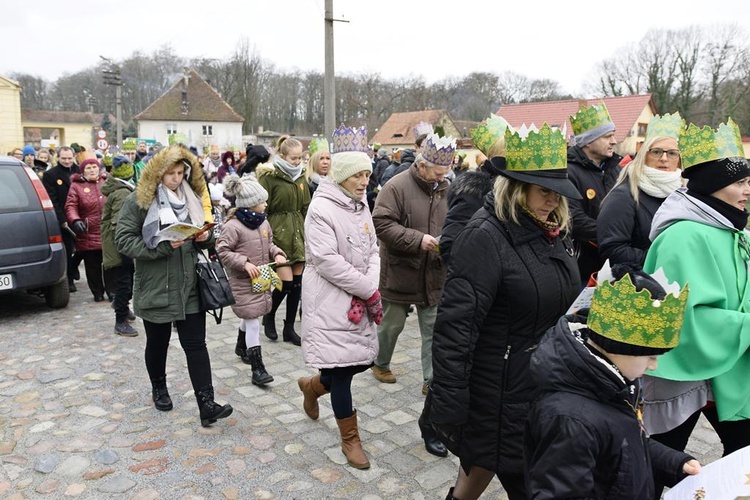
[419,415,448,457]
[151,376,173,411]
[235,329,251,363]
[247,346,274,386]
[195,386,233,427]
[263,314,278,341]
[282,320,301,346]
[445,487,459,499]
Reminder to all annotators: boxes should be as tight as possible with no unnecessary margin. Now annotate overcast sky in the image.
[2,0,748,96]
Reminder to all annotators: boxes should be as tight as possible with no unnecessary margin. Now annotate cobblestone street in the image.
[0,284,722,499]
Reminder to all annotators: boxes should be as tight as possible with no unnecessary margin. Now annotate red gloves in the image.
[347,290,383,325]
[366,290,383,325]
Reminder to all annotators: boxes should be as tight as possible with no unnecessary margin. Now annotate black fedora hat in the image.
[498,166,582,200]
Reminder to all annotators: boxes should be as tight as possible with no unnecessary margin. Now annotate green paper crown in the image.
[470,114,513,157]
[645,112,686,141]
[570,103,613,136]
[504,124,567,171]
[679,118,745,169]
[588,274,688,351]
[308,138,329,156]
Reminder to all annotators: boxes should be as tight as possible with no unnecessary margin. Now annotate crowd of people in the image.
[8,102,750,498]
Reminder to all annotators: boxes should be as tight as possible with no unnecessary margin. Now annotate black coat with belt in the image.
[430,195,580,475]
[597,182,665,266]
[524,316,692,499]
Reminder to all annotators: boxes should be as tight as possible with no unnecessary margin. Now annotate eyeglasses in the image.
[648,148,680,160]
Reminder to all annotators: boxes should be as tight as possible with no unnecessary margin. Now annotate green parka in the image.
[257,164,311,264]
[115,145,213,323]
[101,175,134,269]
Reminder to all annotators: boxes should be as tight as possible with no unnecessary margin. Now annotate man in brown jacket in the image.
[371,134,454,393]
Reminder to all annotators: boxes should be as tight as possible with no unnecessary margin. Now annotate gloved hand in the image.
[348,297,366,324]
[365,290,383,325]
[71,220,86,234]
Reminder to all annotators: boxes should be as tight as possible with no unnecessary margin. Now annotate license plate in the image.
[0,274,13,290]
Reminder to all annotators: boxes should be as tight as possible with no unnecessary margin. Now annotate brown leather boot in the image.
[335,410,370,469]
[297,374,328,420]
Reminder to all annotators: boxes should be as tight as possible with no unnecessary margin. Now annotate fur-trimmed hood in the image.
[135,144,207,210]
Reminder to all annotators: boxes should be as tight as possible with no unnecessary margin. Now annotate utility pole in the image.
[323,1,348,137]
[100,56,123,149]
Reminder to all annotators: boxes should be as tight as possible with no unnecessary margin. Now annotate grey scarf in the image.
[273,156,302,181]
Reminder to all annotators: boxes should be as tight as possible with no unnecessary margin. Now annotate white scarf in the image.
[638,167,683,199]
[142,180,205,249]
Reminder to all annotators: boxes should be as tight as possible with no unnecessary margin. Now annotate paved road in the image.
[0,283,722,499]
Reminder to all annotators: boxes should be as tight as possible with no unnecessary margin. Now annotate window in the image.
[166,124,177,135]
[637,123,648,137]
[202,125,213,136]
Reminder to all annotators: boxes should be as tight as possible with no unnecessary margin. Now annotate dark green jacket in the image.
[101,175,134,269]
[257,165,311,264]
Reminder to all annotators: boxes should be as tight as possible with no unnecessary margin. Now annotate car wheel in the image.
[45,279,70,309]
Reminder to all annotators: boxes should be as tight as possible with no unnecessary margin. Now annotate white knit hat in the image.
[223,174,268,208]
[330,151,372,184]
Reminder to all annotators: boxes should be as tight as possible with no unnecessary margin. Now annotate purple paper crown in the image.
[413,121,434,140]
[331,125,369,154]
[422,133,457,167]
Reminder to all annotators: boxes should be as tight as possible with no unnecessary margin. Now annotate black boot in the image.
[235,329,251,364]
[247,346,274,386]
[445,487,459,499]
[283,320,301,346]
[151,376,173,411]
[265,284,289,340]
[263,314,278,341]
[419,415,448,457]
[195,386,233,427]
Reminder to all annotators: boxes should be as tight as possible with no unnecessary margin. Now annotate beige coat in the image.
[372,164,448,306]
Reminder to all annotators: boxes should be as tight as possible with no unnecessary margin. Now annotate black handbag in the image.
[195,245,235,324]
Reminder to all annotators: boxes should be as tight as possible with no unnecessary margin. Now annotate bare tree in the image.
[10,73,50,109]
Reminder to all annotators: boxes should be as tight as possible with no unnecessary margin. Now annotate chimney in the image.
[257,126,264,134]
[181,68,190,114]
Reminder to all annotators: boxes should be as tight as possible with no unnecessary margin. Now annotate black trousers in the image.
[143,312,212,393]
[112,256,134,323]
[320,364,370,419]
[62,228,76,282]
[78,249,105,297]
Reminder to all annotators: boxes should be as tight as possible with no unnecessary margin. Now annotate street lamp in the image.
[100,55,123,149]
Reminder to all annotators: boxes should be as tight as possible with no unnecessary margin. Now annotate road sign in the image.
[97,139,109,150]
[97,130,107,139]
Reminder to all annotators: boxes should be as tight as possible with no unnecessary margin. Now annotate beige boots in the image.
[336,410,370,469]
[297,374,329,420]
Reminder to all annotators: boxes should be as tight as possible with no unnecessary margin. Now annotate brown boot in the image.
[336,410,370,469]
[297,374,329,420]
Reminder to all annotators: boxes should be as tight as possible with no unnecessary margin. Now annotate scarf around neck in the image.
[687,189,749,231]
[236,208,267,229]
[142,180,206,249]
[521,205,561,242]
[638,167,683,199]
[273,156,303,181]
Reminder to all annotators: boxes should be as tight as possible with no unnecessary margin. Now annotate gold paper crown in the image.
[504,123,567,171]
[470,114,513,157]
[645,112,686,141]
[570,103,613,136]
[331,125,368,154]
[678,118,745,169]
[588,274,688,351]
[308,138,329,156]
[422,133,456,167]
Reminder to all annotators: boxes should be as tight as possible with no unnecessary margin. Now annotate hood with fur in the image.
[135,144,207,210]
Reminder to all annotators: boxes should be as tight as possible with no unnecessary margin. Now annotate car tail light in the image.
[24,167,54,210]
[49,234,62,243]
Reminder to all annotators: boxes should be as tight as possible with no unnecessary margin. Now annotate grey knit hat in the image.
[331,151,372,184]
[223,174,268,208]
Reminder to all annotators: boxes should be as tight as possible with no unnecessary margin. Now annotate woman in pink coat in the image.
[65,158,110,302]
[297,130,383,470]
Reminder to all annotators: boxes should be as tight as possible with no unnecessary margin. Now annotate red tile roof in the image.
[497,94,656,143]
[371,109,452,145]
[22,109,108,124]
[135,69,243,123]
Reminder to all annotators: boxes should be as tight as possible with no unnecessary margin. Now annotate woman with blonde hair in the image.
[305,139,331,196]
[598,113,685,266]
[429,125,581,500]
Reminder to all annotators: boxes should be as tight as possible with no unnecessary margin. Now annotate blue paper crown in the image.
[332,125,369,154]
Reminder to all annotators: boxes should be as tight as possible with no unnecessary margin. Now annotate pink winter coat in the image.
[217,217,285,319]
[65,173,106,251]
[301,179,380,369]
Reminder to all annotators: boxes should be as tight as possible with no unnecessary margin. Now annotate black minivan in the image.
[0,157,69,308]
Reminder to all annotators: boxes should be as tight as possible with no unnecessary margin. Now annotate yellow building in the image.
[21,110,107,152]
[0,76,24,155]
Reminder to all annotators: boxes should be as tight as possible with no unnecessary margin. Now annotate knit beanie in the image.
[79,158,101,171]
[111,155,135,179]
[223,174,268,208]
[575,122,616,147]
[330,151,372,184]
[22,145,35,157]
[682,157,750,195]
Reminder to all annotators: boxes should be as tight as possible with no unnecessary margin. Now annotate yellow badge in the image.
[262,229,268,238]
[586,188,596,200]
[299,183,305,191]
[364,223,371,234]
[84,188,91,193]
[57,179,63,185]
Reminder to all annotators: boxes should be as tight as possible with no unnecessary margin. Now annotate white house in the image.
[134,69,244,151]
